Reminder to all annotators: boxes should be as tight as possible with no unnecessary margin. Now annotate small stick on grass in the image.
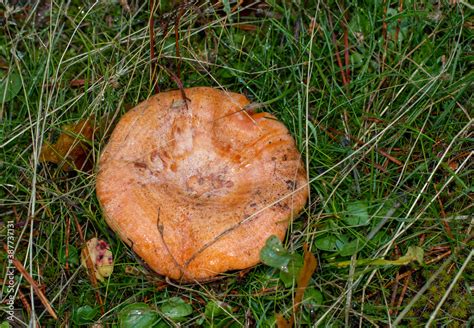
[382,0,388,71]
[65,216,70,272]
[426,250,452,265]
[377,149,403,166]
[158,64,190,110]
[3,245,58,320]
[149,0,159,93]
[393,274,411,316]
[389,245,402,314]
[315,121,404,166]
[343,12,350,83]
[327,13,348,86]
[175,5,184,82]
[71,214,84,242]
[389,272,400,314]
[18,289,41,327]
[433,184,454,239]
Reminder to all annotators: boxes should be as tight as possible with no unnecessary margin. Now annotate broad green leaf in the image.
[338,239,364,257]
[118,303,160,328]
[0,71,22,103]
[72,305,99,325]
[314,234,348,252]
[343,201,369,226]
[301,288,324,322]
[204,301,231,319]
[260,315,277,327]
[260,235,292,269]
[348,8,371,36]
[161,297,192,321]
[58,245,79,266]
[304,288,324,306]
[279,253,304,288]
[371,231,389,245]
[0,322,10,328]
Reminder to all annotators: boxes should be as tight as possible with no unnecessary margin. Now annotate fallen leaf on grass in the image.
[69,79,86,88]
[277,243,318,327]
[448,160,458,170]
[80,238,114,282]
[40,119,94,171]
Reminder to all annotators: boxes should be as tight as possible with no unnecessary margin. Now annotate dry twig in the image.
[4,245,58,320]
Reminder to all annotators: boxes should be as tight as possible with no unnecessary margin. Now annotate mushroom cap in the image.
[96,87,308,281]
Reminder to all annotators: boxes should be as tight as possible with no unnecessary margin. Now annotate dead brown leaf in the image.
[69,79,86,88]
[277,244,318,327]
[40,119,95,171]
[276,313,291,328]
[448,160,458,170]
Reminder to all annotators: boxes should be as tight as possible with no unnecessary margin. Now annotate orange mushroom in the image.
[96,87,308,281]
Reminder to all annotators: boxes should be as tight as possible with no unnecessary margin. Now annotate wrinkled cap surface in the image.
[96,87,308,281]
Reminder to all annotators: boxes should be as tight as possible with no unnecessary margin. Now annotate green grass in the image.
[1,0,473,327]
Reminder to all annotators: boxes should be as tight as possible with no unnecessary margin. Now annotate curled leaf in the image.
[40,119,94,171]
[395,246,424,265]
[81,238,114,282]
